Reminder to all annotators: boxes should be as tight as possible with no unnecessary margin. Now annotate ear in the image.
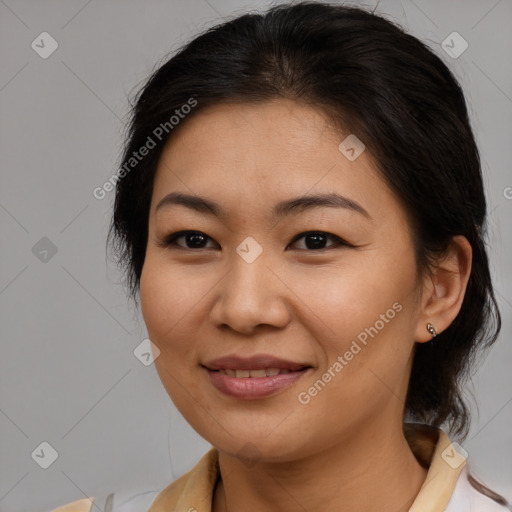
[414,235,472,343]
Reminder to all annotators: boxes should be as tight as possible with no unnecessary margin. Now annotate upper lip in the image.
[202,354,311,371]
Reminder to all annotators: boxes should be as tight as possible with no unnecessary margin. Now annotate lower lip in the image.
[205,368,311,400]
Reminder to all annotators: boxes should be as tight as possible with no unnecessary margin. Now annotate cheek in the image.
[140,259,206,409]
[291,255,419,404]
[287,253,416,344]
[140,252,201,332]
[139,257,199,361]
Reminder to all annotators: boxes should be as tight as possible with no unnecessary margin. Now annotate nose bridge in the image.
[212,243,290,333]
[229,246,270,299]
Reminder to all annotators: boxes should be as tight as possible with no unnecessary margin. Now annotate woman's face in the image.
[140,99,428,461]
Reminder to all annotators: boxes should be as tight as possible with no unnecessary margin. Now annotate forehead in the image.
[158,99,340,169]
[150,99,398,222]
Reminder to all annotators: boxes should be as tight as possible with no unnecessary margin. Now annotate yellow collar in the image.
[148,423,466,512]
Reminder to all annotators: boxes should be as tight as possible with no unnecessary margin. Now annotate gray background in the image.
[0,0,511,510]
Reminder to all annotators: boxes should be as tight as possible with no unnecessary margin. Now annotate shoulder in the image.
[147,468,191,511]
[446,465,511,512]
[149,447,219,511]
[46,449,218,512]
[46,489,161,512]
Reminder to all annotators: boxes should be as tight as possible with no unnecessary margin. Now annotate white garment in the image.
[445,465,511,511]
[85,464,509,512]
[47,490,160,512]
[61,468,509,512]
[48,424,511,512]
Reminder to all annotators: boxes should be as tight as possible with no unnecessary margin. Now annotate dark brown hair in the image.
[108,0,501,459]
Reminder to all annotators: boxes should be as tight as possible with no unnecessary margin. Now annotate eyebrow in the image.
[155,191,371,220]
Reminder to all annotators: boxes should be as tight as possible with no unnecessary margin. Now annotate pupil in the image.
[306,233,326,250]
[187,233,206,248]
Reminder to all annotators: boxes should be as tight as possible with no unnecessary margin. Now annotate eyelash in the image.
[157,230,353,252]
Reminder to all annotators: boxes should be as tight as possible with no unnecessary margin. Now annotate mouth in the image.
[202,354,311,372]
[210,368,298,378]
[201,354,313,399]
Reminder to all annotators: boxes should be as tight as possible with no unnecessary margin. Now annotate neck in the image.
[213,421,428,512]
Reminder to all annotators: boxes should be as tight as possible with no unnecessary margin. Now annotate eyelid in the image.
[158,230,353,251]
[156,230,217,250]
[288,231,353,250]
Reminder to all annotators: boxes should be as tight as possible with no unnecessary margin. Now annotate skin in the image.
[140,99,472,512]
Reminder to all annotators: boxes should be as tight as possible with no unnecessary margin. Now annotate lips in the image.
[202,354,310,372]
[218,368,290,378]
[202,354,312,399]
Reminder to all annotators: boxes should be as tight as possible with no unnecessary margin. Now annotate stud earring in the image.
[426,323,437,338]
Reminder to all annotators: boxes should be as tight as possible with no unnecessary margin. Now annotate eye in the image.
[288,231,352,251]
[157,230,217,250]
[158,230,352,251]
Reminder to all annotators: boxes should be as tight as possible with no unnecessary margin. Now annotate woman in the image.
[50,2,510,511]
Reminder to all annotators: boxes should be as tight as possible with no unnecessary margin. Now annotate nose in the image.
[209,252,291,335]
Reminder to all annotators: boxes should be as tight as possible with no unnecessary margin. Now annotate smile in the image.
[216,368,292,377]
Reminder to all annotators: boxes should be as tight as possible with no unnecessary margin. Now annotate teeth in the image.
[218,368,289,378]
[248,369,266,378]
